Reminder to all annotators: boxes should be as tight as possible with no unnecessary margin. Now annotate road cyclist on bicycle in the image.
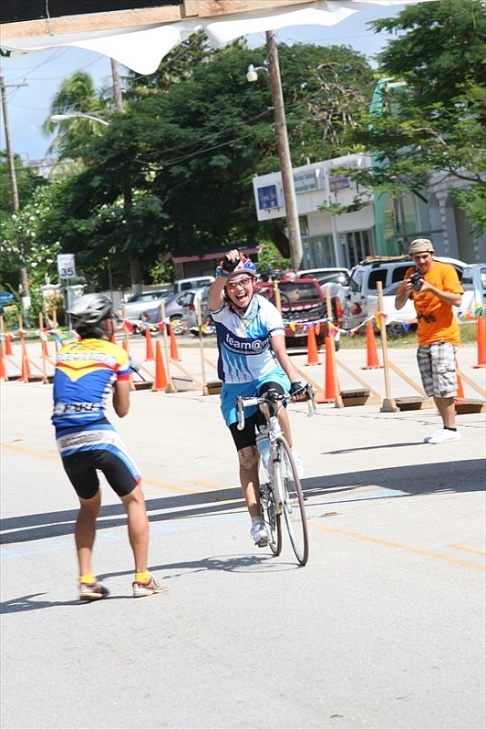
[208,249,307,547]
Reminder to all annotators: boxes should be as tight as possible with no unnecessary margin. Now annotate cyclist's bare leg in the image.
[238,446,261,518]
[259,402,293,447]
[75,489,102,576]
[277,406,293,447]
[120,484,150,574]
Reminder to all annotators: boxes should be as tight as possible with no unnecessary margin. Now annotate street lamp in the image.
[247,30,303,271]
[50,113,109,126]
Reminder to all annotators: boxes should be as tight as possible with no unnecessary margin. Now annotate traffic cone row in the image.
[0,343,7,381]
[145,327,155,361]
[472,314,486,368]
[169,325,181,361]
[315,335,340,403]
[19,340,32,382]
[152,340,168,392]
[4,334,13,356]
[455,362,465,400]
[361,320,383,370]
[304,326,321,366]
[41,335,50,358]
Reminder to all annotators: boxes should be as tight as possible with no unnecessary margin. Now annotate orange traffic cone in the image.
[315,336,340,403]
[304,326,321,366]
[152,340,168,392]
[4,334,13,356]
[41,334,50,357]
[361,320,383,369]
[169,325,181,361]
[19,341,32,382]
[145,327,155,361]
[455,363,465,400]
[472,314,486,368]
[0,343,7,381]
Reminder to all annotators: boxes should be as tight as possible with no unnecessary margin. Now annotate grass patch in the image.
[338,322,478,350]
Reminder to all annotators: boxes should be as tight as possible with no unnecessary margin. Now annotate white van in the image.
[344,255,466,329]
[174,276,215,293]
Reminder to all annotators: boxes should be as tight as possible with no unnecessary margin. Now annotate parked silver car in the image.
[180,286,212,330]
[134,292,187,334]
[119,290,173,321]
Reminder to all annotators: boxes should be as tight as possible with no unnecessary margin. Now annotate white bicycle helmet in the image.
[68,293,114,333]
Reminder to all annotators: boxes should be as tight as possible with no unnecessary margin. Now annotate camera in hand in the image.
[410,270,424,292]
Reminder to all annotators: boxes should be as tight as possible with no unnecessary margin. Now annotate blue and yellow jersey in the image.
[52,338,130,431]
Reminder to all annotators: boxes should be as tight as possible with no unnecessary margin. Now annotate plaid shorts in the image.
[417,341,458,398]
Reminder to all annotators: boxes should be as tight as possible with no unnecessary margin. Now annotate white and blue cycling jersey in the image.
[210,294,291,425]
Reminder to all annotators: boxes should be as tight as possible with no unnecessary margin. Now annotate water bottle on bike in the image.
[256,427,272,475]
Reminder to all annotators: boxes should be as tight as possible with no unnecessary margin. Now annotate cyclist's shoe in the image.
[132,575,169,598]
[79,581,109,601]
[251,518,269,547]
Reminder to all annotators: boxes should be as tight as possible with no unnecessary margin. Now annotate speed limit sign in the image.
[57,254,76,280]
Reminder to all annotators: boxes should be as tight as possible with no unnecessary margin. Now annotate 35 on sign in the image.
[57,254,76,280]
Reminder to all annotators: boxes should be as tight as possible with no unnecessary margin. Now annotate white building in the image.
[253,152,376,270]
[253,152,485,268]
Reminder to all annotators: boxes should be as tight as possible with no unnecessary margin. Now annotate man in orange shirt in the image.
[395,238,464,444]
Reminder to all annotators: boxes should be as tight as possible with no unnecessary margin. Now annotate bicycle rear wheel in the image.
[260,482,282,555]
[274,437,309,565]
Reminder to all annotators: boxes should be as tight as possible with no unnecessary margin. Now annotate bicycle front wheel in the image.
[274,437,309,566]
[260,482,282,556]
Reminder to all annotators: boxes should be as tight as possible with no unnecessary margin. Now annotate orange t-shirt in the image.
[398,261,463,346]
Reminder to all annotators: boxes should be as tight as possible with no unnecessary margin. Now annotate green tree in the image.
[343,0,486,235]
[41,71,110,158]
[0,152,47,296]
[40,41,375,280]
[1,184,62,323]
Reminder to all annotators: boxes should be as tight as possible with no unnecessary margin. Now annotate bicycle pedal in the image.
[257,538,268,548]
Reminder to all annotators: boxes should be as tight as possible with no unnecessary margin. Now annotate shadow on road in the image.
[1,458,484,546]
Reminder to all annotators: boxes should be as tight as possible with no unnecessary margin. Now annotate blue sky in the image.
[0,3,409,161]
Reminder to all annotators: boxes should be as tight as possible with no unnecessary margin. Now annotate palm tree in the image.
[41,72,109,157]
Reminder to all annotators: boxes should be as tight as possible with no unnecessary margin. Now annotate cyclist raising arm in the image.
[208,249,306,547]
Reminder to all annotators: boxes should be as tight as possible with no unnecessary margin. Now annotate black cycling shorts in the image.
[62,449,140,500]
[228,381,286,451]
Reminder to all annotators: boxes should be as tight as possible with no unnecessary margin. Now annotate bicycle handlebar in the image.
[236,383,316,430]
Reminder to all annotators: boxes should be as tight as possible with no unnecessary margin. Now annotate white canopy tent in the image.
[1,1,439,75]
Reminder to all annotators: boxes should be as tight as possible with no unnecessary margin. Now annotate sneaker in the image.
[79,581,109,601]
[132,575,169,598]
[251,518,269,547]
[425,429,461,444]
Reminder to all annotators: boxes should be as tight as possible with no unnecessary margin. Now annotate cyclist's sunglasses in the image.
[226,276,254,290]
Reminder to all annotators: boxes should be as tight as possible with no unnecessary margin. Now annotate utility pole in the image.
[266,30,303,271]
[0,75,30,313]
[110,59,141,293]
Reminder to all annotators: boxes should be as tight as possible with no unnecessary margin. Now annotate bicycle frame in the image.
[236,384,316,565]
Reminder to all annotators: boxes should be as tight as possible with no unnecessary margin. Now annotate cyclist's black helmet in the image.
[68,293,114,337]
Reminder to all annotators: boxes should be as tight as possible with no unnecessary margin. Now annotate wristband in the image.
[215,266,230,279]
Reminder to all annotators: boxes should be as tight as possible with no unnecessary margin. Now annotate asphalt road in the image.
[1,341,485,730]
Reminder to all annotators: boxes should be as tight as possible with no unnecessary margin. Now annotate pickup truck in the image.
[255,277,343,349]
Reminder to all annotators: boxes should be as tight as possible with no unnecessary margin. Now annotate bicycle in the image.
[236,384,317,566]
